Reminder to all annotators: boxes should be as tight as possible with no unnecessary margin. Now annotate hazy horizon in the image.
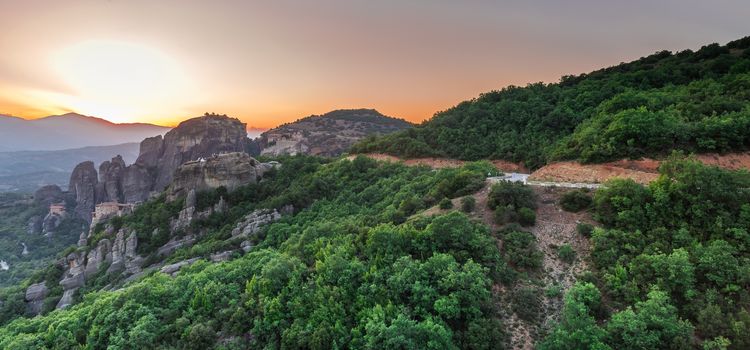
[2,0,749,128]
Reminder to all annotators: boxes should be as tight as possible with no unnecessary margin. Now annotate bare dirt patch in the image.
[352,153,529,173]
[529,153,750,185]
[529,161,659,184]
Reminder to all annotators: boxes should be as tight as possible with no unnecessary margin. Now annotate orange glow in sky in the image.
[1,1,749,128]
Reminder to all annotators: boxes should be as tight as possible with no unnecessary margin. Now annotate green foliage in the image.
[605,289,693,350]
[560,189,593,212]
[353,37,750,167]
[0,193,83,289]
[439,198,453,209]
[574,158,750,348]
[558,244,576,263]
[488,181,536,211]
[539,283,610,350]
[517,207,536,226]
[0,157,508,349]
[489,181,537,227]
[576,222,595,237]
[460,196,476,213]
[501,230,543,270]
[511,287,542,323]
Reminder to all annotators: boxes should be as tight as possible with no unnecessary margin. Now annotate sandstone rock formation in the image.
[69,161,99,222]
[25,282,49,316]
[256,109,411,157]
[167,152,265,200]
[144,115,250,191]
[41,211,64,236]
[98,155,126,203]
[65,114,252,221]
[33,184,65,206]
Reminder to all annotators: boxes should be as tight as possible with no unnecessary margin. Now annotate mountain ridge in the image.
[0,113,169,152]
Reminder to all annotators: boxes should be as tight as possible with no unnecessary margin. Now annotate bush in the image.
[494,206,519,225]
[560,189,593,212]
[439,198,453,209]
[511,287,542,323]
[488,181,537,210]
[577,222,594,237]
[461,196,476,213]
[558,244,576,263]
[518,207,536,226]
[502,230,543,269]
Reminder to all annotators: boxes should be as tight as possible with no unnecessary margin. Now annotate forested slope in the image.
[0,156,510,349]
[353,37,750,168]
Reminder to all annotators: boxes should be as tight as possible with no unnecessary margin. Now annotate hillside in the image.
[0,143,140,193]
[0,113,168,152]
[0,154,748,349]
[256,109,412,157]
[353,36,750,168]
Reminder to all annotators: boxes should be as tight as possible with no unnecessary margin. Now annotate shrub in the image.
[560,189,593,212]
[488,181,537,211]
[461,196,476,213]
[558,244,576,263]
[511,287,542,323]
[503,231,543,269]
[577,222,594,237]
[518,207,536,226]
[494,206,518,225]
[439,198,453,209]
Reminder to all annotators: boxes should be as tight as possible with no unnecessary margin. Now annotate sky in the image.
[1,0,749,129]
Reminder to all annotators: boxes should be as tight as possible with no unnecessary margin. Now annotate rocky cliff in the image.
[255,109,411,157]
[69,161,99,222]
[65,114,251,222]
[167,152,273,200]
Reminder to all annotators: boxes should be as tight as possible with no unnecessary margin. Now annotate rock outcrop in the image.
[33,184,65,206]
[41,211,64,236]
[65,114,252,220]
[69,161,99,222]
[98,155,126,203]
[256,109,411,157]
[168,152,266,200]
[25,282,49,316]
[145,115,250,191]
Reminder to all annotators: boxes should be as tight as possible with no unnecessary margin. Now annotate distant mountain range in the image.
[0,113,169,152]
[255,109,412,157]
[0,143,141,193]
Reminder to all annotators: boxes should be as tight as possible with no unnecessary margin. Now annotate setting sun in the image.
[52,40,193,123]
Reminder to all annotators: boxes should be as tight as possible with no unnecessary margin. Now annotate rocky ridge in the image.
[255,109,411,157]
[67,114,251,222]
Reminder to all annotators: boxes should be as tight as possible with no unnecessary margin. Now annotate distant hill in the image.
[256,109,412,157]
[0,113,168,152]
[0,143,140,193]
[353,36,750,168]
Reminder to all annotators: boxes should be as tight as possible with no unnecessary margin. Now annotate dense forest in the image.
[0,156,514,349]
[0,194,82,289]
[2,154,747,349]
[352,37,750,168]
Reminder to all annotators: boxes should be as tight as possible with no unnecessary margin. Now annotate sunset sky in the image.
[1,0,749,129]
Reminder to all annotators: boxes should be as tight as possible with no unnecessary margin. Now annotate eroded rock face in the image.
[167,152,260,200]
[231,209,282,238]
[99,155,127,203]
[41,211,63,236]
[152,115,249,191]
[64,115,251,210]
[69,161,99,222]
[25,282,49,316]
[257,109,412,157]
[121,164,154,203]
[33,184,65,206]
[84,239,112,278]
